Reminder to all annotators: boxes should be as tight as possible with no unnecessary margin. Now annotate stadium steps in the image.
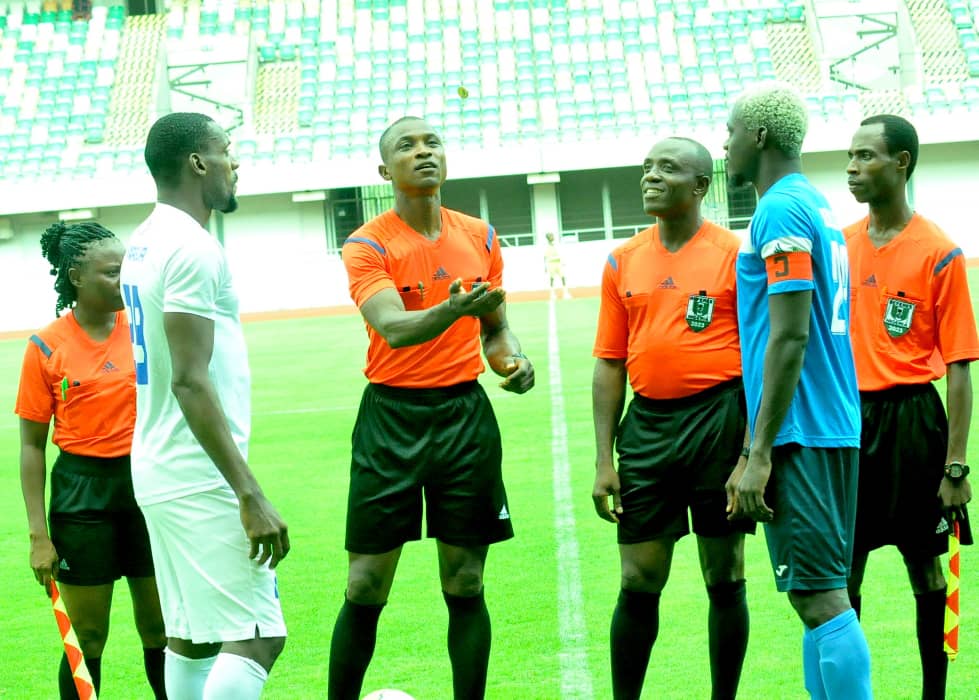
[857,87,912,117]
[764,19,823,94]
[906,0,971,84]
[253,61,302,137]
[102,12,165,148]
[945,0,979,75]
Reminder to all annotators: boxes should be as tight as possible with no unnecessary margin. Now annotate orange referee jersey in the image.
[15,310,135,457]
[343,208,503,388]
[594,220,742,399]
[846,213,979,391]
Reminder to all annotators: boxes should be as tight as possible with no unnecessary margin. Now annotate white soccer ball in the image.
[362,691,416,700]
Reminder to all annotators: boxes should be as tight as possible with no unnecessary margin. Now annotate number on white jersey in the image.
[122,284,148,385]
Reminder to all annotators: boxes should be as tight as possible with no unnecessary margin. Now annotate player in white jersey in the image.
[120,112,288,700]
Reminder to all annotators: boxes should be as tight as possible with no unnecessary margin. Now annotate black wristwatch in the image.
[944,462,971,483]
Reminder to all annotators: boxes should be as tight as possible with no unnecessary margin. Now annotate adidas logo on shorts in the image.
[937,517,950,535]
[498,505,510,520]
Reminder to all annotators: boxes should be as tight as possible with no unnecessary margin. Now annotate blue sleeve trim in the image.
[607,254,618,271]
[29,334,53,358]
[934,248,962,276]
[344,237,386,256]
[767,279,815,295]
[486,224,496,251]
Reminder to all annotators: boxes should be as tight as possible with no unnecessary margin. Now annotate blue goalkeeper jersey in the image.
[736,173,860,448]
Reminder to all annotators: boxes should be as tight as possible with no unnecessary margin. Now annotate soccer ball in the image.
[362,691,416,700]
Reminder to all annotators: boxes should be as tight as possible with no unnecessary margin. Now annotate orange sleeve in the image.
[342,235,395,308]
[933,249,979,364]
[14,338,54,425]
[593,254,628,359]
[766,251,813,285]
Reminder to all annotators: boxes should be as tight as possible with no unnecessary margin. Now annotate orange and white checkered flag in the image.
[945,517,961,661]
[50,581,98,700]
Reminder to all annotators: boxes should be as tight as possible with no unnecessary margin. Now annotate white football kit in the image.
[121,203,285,643]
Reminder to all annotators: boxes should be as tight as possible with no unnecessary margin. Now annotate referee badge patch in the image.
[685,293,715,332]
[883,297,915,337]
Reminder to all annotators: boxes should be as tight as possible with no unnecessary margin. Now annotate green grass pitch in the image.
[0,293,977,698]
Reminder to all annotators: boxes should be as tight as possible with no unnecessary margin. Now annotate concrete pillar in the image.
[528,173,561,243]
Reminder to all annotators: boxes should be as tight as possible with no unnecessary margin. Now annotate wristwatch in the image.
[944,462,971,483]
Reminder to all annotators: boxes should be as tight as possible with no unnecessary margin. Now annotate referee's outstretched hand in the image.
[448,279,505,317]
[240,493,290,569]
[492,352,535,394]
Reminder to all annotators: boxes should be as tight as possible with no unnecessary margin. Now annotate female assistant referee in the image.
[15,221,167,699]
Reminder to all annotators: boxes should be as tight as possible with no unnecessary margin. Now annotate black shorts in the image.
[615,378,755,544]
[855,383,950,558]
[49,451,155,585]
[345,381,514,554]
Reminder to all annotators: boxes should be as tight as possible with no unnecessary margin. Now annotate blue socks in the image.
[803,609,872,699]
[802,627,827,700]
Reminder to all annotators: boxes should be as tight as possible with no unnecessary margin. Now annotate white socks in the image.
[164,649,217,700]
[202,652,269,700]
[165,649,269,699]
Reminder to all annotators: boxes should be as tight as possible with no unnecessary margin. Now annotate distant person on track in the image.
[544,232,572,299]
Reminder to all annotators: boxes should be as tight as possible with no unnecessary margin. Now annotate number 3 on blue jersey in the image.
[122,284,148,385]
[830,240,849,335]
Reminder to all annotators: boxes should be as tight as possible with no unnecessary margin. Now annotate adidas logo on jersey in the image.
[863,273,877,287]
[658,276,677,289]
[59,558,70,571]
[498,504,510,520]
[103,361,119,372]
[433,266,450,281]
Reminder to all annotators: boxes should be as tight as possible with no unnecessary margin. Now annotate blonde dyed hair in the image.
[734,83,809,158]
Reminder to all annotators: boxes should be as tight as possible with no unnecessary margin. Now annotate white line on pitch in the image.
[548,298,594,699]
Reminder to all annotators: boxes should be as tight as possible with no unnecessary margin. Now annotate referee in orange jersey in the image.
[329,116,535,700]
[16,221,166,699]
[592,137,753,700]
[845,114,976,700]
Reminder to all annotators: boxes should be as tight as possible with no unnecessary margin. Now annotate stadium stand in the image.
[0,0,976,183]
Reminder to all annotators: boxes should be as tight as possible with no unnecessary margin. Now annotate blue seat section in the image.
[1,0,976,177]
[0,2,125,179]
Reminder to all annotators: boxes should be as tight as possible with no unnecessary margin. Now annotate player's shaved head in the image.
[145,112,219,187]
[378,116,428,161]
[661,137,714,178]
